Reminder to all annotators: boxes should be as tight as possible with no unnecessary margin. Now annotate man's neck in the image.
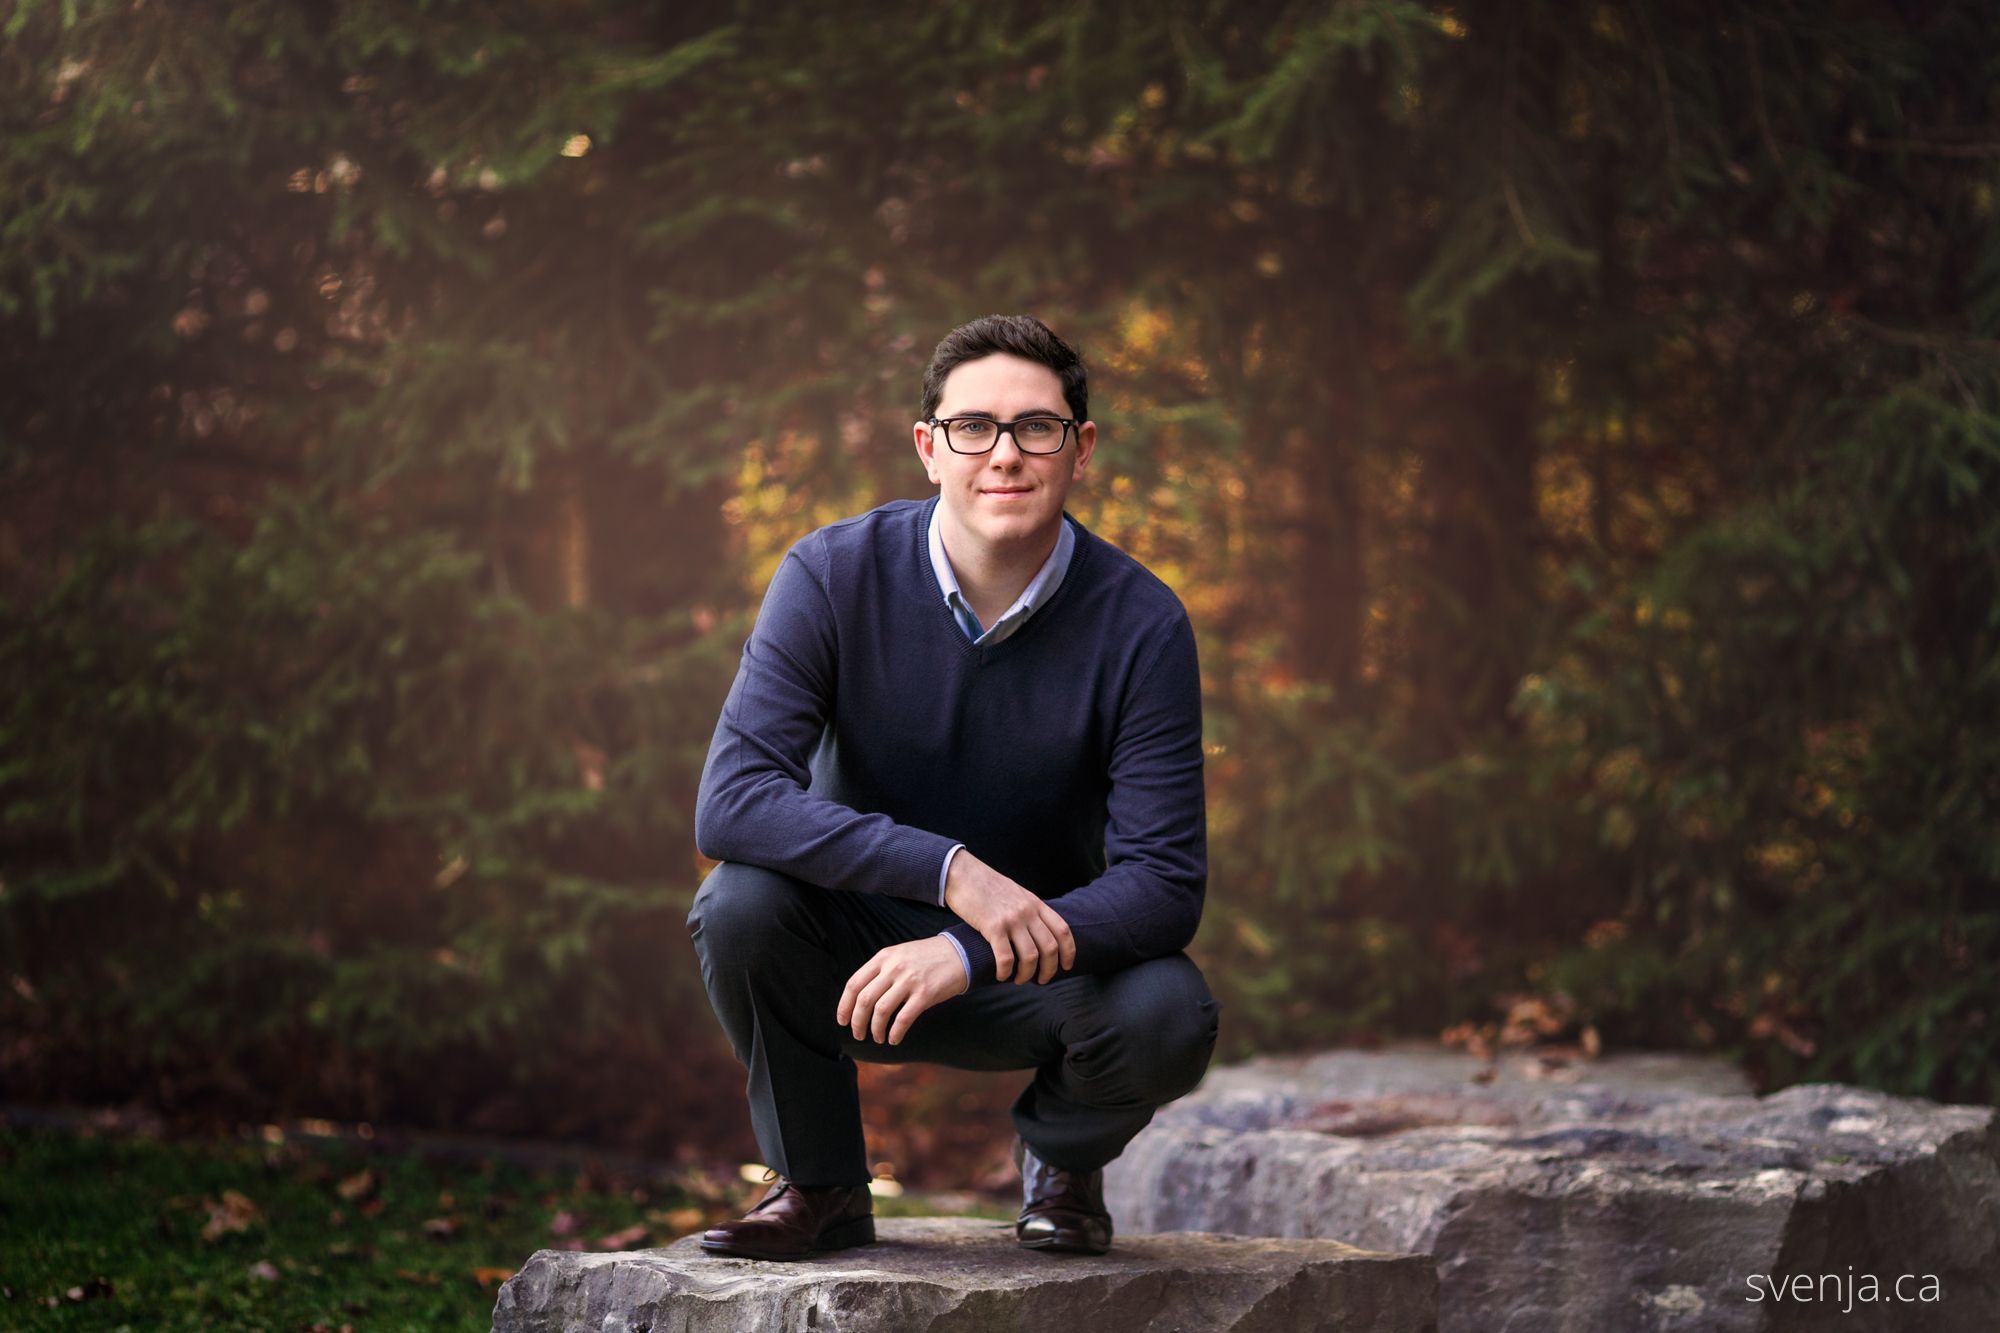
[938,511,1061,629]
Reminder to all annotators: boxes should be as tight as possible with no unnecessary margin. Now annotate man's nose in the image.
[988,428,1026,462]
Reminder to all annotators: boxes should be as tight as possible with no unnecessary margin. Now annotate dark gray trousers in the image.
[687,860,1223,1187]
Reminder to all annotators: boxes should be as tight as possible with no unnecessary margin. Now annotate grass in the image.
[0,1123,1011,1332]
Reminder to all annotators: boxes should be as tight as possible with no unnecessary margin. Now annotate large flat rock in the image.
[1107,1044,2000,1332]
[490,1216,1438,1332]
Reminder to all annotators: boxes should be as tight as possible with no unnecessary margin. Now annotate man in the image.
[687,313,1221,1261]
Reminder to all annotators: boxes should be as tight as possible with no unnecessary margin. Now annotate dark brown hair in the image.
[920,314,1088,423]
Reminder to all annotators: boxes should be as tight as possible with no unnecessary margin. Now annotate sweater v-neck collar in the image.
[927,497,1075,646]
[914,496,1089,662]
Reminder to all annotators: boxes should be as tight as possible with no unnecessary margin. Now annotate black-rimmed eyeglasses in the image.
[926,415,1075,455]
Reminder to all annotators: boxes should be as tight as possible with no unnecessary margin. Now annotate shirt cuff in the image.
[937,929,972,988]
[938,843,964,907]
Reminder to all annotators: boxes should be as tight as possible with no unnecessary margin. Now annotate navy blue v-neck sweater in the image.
[693,497,1207,988]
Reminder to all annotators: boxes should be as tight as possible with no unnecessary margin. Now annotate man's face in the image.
[913,352,1095,554]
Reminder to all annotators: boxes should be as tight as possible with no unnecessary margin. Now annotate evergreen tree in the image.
[3,1,1994,1134]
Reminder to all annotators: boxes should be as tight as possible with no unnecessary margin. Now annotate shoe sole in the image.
[698,1214,877,1262]
[1017,1231,1111,1256]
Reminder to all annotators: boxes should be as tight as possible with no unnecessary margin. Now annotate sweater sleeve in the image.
[942,610,1208,986]
[693,538,958,901]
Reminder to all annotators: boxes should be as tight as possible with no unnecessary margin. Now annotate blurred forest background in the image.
[4,0,1997,1169]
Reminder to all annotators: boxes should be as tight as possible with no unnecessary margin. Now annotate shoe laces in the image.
[746,1168,789,1214]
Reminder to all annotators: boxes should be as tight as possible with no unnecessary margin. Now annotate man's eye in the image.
[955,420,992,436]
[1019,419,1056,436]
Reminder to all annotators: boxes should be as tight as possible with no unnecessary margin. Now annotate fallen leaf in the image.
[201,1190,263,1242]
[470,1267,515,1288]
[548,1210,581,1237]
[335,1169,376,1202]
[596,1223,649,1250]
[395,1269,442,1286]
[247,1260,281,1282]
[421,1216,458,1240]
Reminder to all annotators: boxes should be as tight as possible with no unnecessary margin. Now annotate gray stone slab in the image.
[1107,1044,2000,1332]
[490,1216,1439,1333]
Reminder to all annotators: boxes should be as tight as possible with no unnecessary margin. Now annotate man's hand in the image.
[943,851,1077,985]
[837,937,969,1046]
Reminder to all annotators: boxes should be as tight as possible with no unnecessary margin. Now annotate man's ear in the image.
[913,420,943,484]
[1070,420,1097,478]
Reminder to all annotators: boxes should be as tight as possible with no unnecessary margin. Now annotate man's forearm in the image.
[694,539,960,903]
[693,758,959,904]
[697,756,974,984]
[940,862,1202,987]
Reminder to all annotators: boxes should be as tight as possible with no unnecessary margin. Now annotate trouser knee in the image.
[1137,991,1223,1103]
[686,861,816,967]
[1070,957,1222,1107]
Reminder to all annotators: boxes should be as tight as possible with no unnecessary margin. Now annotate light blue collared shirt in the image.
[928,499,1076,983]
[928,499,1077,653]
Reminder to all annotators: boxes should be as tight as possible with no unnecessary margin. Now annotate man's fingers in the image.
[871,980,910,1044]
[837,958,880,1027]
[1027,917,1060,984]
[847,992,868,1041]
[1007,923,1041,985]
[1040,906,1076,970]
[888,992,931,1045]
[1032,904,1080,964]
[838,942,960,1045]
[851,974,894,1041]
[990,935,1016,983]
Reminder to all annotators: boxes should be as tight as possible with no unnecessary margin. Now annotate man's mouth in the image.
[982,487,1033,496]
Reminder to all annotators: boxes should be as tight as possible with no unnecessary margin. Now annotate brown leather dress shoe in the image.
[1012,1136,1113,1255]
[699,1171,876,1261]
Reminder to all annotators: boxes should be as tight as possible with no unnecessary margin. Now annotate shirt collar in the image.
[927,498,1075,644]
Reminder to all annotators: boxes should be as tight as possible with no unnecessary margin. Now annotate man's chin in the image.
[967,512,1055,546]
